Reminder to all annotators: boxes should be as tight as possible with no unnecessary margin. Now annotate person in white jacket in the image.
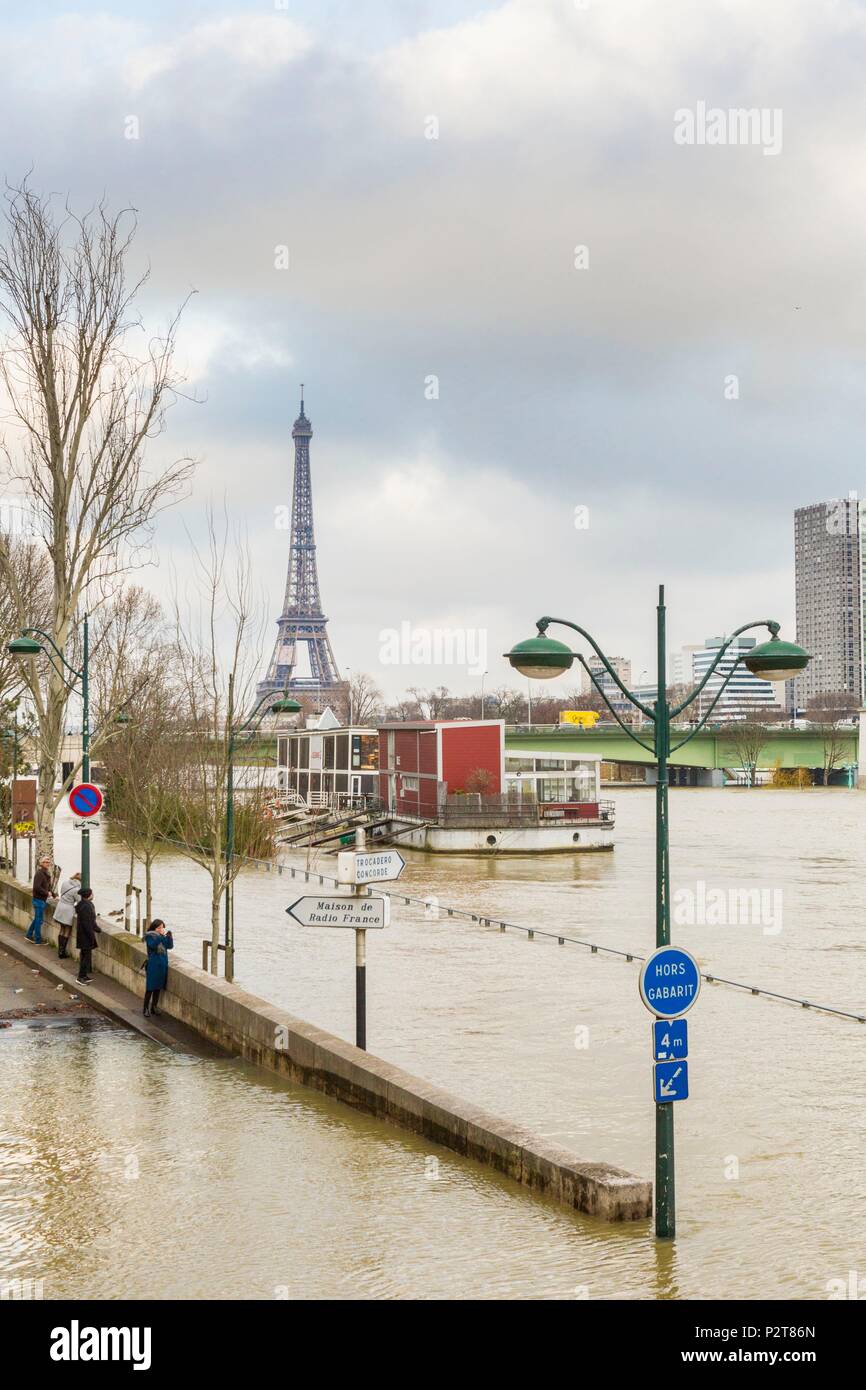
[53,872,81,960]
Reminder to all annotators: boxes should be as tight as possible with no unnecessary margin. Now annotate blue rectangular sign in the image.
[654,1060,689,1104]
[652,1018,688,1061]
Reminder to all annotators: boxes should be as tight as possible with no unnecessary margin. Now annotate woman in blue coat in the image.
[143,919,173,1017]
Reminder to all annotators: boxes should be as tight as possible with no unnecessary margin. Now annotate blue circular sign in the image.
[639,945,701,1017]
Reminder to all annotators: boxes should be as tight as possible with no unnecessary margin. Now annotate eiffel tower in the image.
[256,389,343,711]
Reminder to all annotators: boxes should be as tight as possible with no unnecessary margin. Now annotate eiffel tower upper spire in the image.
[293,385,311,436]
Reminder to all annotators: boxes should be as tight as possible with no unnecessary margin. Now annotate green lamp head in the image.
[503,632,575,680]
[7,635,43,659]
[743,635,810,682]
[270,697,303,714]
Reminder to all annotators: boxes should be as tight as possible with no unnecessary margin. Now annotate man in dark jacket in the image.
[74,888,100,983]
[26,856,54,944]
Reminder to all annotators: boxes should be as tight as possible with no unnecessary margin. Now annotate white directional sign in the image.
[286,895,390,929]
[336,850,405,885]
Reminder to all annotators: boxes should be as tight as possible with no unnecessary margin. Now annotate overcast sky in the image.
[3,0,865,697]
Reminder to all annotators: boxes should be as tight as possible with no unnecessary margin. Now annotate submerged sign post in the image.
[639,944,701,1238]
[287,831,401,1051]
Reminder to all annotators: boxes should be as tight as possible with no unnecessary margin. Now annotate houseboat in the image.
[276,714,614,854]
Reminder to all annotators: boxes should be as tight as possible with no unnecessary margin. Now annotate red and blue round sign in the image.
[69,782,103,818]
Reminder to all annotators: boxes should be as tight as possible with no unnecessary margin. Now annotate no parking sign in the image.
[68,783,103,818]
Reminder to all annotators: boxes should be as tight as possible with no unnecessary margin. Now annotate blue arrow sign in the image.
[653,1018,688,1061]
[654,1060,689,1103]
[639,945,701,1017]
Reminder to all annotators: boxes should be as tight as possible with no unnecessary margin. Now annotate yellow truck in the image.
[559,710,601,729]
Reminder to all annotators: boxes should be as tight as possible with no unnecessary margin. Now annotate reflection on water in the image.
[0,1025,662,1300]
[1,787,862,1299]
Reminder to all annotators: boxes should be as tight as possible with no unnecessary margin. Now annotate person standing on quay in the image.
[143,920,172,1017]
[74,888,100,983]
[26,855,54,944]
[53,871,81,959]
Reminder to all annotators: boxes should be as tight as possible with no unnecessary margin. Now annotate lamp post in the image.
[8,615,92,889]
[480,669,489,720]
[345,668,353,726]
[504,584,809,1239]
[223,687,301,981]
[0,711,20,869]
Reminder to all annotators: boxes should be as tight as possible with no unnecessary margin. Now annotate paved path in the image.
[0,921,222,1055]
[0,943,97,1027]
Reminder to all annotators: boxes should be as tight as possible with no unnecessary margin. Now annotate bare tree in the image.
[100,676,183,928]
[384,693,422,721]
[806,691,859,723]
[0,534,52,703]
[803,692,857,786]
[342,671,384,725]
[485,687,526,724]
[0,182,195,853]
[721,717,773,787]
[169,508,274,974]
[407,685,451,720]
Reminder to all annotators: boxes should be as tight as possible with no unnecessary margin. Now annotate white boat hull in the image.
[380,822,614,854]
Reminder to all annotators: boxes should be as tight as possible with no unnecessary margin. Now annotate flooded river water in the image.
[2,787,863,1299]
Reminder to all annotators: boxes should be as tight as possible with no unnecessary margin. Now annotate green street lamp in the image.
[505,586,809,1239]
[223,686,301,981]
[8,615,92,890]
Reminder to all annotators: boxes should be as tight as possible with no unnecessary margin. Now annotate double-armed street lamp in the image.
[223,684,301,981]
[504,583,810,1239]
[8,614,92,890]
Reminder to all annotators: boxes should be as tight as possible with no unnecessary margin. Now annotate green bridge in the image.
[505,725,859,775]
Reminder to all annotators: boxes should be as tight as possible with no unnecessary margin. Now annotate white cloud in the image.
[125,16,312,91]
